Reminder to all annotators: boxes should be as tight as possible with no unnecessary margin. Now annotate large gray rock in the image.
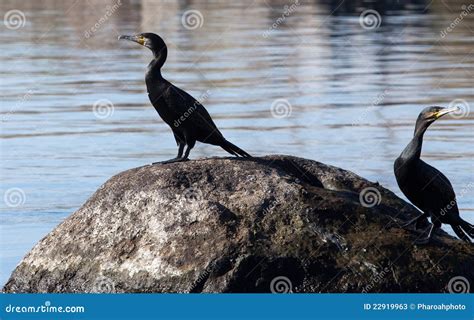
[3,155,473,293]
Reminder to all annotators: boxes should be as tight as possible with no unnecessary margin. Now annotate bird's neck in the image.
[145,57,165,88]
[401,127,426,162]
[148,56,164,75]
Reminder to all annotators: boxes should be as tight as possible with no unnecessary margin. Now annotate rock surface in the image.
[3,155,473,293]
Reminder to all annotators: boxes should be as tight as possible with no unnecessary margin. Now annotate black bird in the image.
[394,106,473,244]
[119,33,250,163]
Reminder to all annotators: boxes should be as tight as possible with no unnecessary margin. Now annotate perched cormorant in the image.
[119,33,250,163]
[394,106,473,244]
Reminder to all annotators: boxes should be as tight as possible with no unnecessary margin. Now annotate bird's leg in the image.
[414,220,440,245]
[414,224,433,245]
[152,144,186,165]
[176,143,185,158]
[180,139,195,161]
[152,137,194,165]
[181,144,193,161]
[401,212,428,229]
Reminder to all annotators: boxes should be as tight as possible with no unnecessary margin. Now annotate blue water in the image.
[1,0,473,286]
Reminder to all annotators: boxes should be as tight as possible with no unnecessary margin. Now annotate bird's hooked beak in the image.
[433,106,459,119]
[118,34,145,46]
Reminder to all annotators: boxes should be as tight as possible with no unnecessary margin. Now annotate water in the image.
[1,0,473,286]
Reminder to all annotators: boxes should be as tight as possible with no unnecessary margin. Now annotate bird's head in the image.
[119,33,167,60]
[414,106,458,135]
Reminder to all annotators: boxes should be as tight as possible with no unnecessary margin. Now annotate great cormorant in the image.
[394,106,473,244]
[119,33,250,163]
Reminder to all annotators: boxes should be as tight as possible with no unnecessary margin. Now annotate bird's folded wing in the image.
[167,85,221,133]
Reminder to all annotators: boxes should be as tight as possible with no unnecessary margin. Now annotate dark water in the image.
[1,0,473,285]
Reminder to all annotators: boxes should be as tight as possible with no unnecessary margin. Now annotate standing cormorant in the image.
[119,33,250,163]
[394,106,473,244]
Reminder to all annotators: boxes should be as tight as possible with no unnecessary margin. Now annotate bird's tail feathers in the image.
[453,225,472,243]
[220,140,251,158]
[459,219,474,238]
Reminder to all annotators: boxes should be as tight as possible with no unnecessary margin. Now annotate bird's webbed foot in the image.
[152,157,189,165]
[414,236,431,245]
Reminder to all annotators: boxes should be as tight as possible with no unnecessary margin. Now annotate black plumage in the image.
[119,33,250,163]
[394,106,473,244]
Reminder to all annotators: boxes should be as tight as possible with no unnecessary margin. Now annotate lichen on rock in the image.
[3,155,473,293]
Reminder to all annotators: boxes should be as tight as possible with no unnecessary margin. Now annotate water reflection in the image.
[0,0,473,285]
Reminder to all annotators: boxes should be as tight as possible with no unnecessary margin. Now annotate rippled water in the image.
[1,0,473,285]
